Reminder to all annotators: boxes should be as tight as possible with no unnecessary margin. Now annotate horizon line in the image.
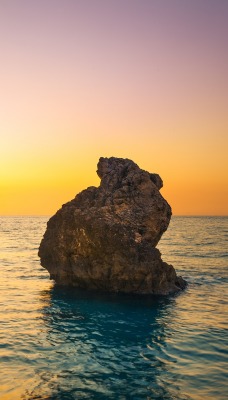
[1,214,228,217]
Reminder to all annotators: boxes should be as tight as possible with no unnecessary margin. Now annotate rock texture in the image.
[38,157,186,294]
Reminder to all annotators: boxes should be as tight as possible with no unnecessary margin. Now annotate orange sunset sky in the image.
[1,0,227,216]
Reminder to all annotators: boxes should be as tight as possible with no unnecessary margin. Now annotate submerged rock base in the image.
[38,157,186,295]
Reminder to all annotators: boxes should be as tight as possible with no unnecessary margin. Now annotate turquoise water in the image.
[0,216,227,399]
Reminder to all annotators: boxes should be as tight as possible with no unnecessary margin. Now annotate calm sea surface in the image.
[0,216,227,400]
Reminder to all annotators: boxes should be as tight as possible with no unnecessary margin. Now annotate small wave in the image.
[0,216,228,400]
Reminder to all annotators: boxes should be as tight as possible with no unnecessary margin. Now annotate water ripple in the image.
[0,216,227,399]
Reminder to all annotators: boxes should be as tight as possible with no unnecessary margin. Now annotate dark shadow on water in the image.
[22,286,189,400]
[45,284,176,312]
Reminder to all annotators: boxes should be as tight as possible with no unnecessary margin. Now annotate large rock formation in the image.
[38,157,186,295]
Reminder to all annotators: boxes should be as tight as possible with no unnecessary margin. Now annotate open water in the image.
[0,216,227,400]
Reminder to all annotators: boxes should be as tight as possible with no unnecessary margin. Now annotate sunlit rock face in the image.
[38,157,186,294]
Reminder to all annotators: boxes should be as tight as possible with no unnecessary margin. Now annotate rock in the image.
[38,157,186,295]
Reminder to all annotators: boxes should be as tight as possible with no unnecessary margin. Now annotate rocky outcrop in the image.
[38,157,186,295]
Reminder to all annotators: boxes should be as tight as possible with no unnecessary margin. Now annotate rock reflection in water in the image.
[22,286,187,400]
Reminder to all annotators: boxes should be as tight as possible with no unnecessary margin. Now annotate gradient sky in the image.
[1,0,227,215]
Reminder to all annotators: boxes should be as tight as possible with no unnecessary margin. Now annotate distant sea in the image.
[0,216,227,400]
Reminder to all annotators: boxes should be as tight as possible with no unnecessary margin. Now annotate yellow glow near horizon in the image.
[1,115,227,215]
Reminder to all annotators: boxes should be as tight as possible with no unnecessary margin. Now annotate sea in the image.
[0,216,227,400]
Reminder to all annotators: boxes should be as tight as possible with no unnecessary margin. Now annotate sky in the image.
[0,0,227,215]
